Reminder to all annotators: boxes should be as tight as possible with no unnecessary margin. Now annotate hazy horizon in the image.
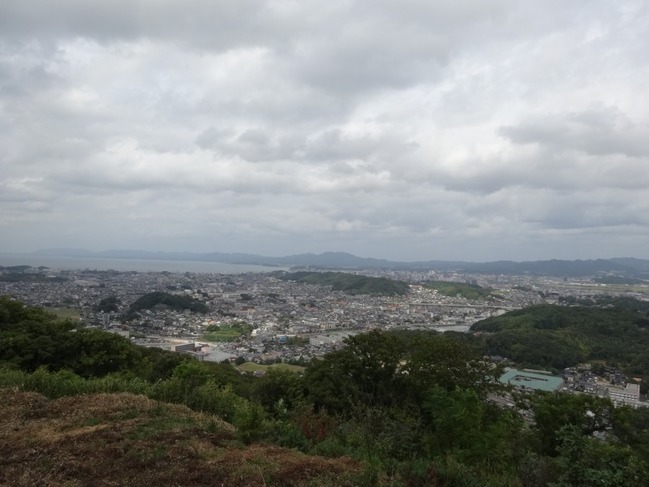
[2,248,647,265]
[2,2,648,262]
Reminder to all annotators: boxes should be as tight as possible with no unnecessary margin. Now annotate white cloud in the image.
[1,0,648,260]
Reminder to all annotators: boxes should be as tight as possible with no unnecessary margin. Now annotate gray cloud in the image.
[499,108,649,158]
[1,1,648,260]
[0,0,274,48]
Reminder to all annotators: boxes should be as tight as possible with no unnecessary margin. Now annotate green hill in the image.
[126,291,209,319]
[471,304,649,379]
[279,271,410,296]
[424,280,494,300]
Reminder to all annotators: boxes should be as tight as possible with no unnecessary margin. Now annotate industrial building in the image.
[499,368,564,392]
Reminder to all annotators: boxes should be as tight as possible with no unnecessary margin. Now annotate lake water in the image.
[0,253,284,274]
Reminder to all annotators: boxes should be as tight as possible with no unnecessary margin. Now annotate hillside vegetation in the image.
[592,275,647,285]
[472,304,649,383]
[1,296,648,486]
[126,291,209,319]
[280,271,410,296]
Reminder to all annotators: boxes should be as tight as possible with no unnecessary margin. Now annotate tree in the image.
[550,425,649,487]
[253,368,304,416]
[400,332,501,401]
[70,328,143,377]
[531,392,613,455]
[304,330,500,415]
[422,386,522,465]
[304,330,406,413]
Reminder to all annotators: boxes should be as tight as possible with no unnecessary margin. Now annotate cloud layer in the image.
[1,0,648,261]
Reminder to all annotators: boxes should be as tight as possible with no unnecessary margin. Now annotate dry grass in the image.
[0,388,361,487]
[237,363,306,374]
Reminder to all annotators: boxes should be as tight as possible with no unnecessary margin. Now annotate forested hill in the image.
[126,291,209,319]
[471,304,649,381]
[278,271,410,296]
[423,280,495,300]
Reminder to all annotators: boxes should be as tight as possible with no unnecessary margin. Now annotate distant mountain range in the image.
[31,248,649,279]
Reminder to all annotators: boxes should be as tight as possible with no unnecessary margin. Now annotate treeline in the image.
[472,303,649,385]
[559,294,649,313]
[1,296,648,486]
[0,296,208,381]
[279,271,410,296]
[0,265,68,282]
[592,275,647,285]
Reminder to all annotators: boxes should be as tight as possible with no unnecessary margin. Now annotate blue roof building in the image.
[500,368,563,392]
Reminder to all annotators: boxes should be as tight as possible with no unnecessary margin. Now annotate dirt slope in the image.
[0,389,361,487]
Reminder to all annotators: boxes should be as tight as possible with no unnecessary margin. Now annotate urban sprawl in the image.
[1,264,646,410]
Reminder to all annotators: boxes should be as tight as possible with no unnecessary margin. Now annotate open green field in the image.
[202,324,252,342]
[237,362,305,374]
[48,308,81,321]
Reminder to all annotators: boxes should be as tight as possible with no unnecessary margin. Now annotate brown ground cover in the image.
[0,389,361,487]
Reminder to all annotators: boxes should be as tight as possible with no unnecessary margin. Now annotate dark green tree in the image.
[531,392,614,455]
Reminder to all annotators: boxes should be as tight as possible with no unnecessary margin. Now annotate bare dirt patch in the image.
[0,389,361,487]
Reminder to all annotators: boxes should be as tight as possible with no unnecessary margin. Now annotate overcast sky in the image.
[1,1,648,261]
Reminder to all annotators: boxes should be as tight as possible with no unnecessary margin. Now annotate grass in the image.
[47,308,82,321]
[0,388,363,486]
[237,362,306,374]
[128,416,200,440]
[202,324,252,342]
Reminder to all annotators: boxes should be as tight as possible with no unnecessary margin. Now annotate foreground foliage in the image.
[1,296,648,486]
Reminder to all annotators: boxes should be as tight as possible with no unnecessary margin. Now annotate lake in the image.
[0,253,285,274]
